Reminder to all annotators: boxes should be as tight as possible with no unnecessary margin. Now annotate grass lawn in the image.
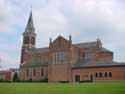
[0,82,125,94]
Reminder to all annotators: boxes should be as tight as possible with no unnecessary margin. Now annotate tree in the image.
[12,72,19,82]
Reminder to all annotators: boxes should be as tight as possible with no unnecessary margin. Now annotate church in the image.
[19,11,125,82]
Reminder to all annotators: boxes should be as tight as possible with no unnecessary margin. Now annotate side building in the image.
[0,68,19,81]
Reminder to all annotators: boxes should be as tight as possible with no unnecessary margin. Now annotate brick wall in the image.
[72,66,125,82]
[20,66,48,81]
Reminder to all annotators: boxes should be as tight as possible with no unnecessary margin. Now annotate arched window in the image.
[31,37,35,45]
[55,53,56,63]
[61,52,63,63]
[41,69,44,77]
[105,72,108,77]
[34,69,36,77]
[53,52,67,64]
[99,72,102,77]
[57,52,60,63]
[95,73,98,78]
[26,69,29,77]
[24,36,29,44]
[64,52,67,62]
[109,72,112,77]
[83,53,85,60]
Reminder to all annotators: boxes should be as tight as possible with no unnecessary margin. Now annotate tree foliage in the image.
[12,72,19,82]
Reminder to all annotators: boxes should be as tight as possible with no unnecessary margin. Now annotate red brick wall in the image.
[20,36,124,82]
[72,66,125,82]
[49,63,71,82]
[97,52,113,62]
[48,36,73,82]
[0,71,11,81]
[20,66,48,81]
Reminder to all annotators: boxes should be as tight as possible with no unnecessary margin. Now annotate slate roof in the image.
[72,62,125,68]
[100,47,113,53]
[74,42,112,53]
[23,11,35,35]
[30,41,112,53]
[21,61,125,68]
[74,42,97,48]
[31,47,49,53]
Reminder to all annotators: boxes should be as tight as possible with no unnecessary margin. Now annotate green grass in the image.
[0,82,125,94]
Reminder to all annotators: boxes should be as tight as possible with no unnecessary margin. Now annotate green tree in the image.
[12,72,19,82]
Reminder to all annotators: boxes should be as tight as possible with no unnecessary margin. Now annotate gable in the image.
[51,36,70,50]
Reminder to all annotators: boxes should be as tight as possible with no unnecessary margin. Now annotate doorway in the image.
[75,75,80,82]
[90,74,93,82]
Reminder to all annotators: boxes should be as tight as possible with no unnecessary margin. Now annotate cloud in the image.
[0,0,125,70]
[0,52,19,70]
[0,37,20,70]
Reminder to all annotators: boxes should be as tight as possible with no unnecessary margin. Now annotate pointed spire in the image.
[49,38,52,44]
[69,35,72,43]
[27,10,34,29]
[69,35,72,41]
[96,38,102,48]
[25,10,35,33]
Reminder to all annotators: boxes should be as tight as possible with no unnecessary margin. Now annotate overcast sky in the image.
[0,0,125,70]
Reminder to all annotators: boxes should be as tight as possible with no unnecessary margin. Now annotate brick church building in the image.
[19,11,125,82]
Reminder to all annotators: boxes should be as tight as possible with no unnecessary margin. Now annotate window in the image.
[41,69,44,77]
[61,52,63,62]
[83,75,88,77]
[55,52,57,63]
[109,72,112,77]
[99,72,102,77]
[105,72,108,77]
[33,54,41,63]
[53,52,67,64]
[83,53,85,60]
[34,69,36,77]
[24,36,29,44]
[31,37,35,45]
[63,52,67,62]
[57,52,60,62]
[26,69,29,77]
[95,73,98,78]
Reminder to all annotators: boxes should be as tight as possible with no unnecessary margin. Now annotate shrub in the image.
[13,72,19,82]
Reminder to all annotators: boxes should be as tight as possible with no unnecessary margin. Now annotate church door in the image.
[75,75,80,82]
[90,74,93,82]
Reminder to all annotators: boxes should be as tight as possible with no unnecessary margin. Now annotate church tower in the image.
[21,10,36,63]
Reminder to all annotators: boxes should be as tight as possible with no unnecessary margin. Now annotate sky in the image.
[0,0,125,70]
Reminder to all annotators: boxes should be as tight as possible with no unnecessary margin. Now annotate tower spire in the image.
[24,10,35,33]
[21,9,36,63]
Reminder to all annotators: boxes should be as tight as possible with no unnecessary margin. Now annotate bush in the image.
[80,80,92,83]
[40,78,48,82]
[13,72,19,82]
[18,78,48,83]
[59,81,69,83]
[0,79,11,82]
